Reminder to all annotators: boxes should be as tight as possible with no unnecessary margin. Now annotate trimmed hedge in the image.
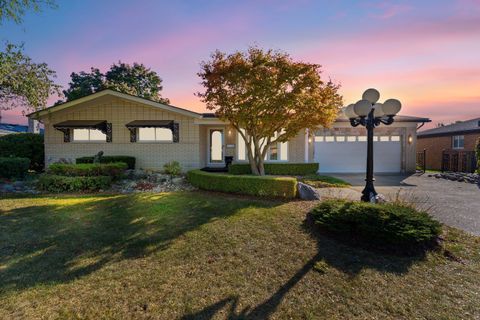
[0,157,31,179]
[0,133,44,171]
[48,162,127,178]
[76,156,136,169]
[310,200,441,249]
[38,174,112,193]
[228,163,319,175]
[187,169,297,198]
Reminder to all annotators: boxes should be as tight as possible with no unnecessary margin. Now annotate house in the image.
[0,110,42,136]
[417,118,480,172]
[0,123,28,136]
[27,89,429,173]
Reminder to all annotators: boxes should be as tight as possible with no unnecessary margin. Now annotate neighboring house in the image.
[417,118,480,171]
[27,89,429,173]
[0,120,42,136]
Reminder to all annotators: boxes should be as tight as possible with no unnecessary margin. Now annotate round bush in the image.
[0,133,44,171]
[310,200,441,251]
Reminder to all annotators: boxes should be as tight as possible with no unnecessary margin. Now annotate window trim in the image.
[452,135,465,149]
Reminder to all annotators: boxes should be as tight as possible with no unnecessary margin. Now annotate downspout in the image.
[417,121,427,130]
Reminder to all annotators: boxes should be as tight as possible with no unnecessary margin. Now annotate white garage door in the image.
[314,135,402,173]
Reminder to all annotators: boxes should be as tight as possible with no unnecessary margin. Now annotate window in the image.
[379,136,390,142]
[391,135,400,141]
[314,136,324,142]
[347,136,356,142]
[325,136,335,142]
[336,136,345,142]
[452,135,464,149]
[236,129,288,161]
[358,136,367,142]
[138,127,173,142]
[73,129,106,142]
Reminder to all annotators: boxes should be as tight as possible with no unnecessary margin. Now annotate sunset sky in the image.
[2,0,479,128]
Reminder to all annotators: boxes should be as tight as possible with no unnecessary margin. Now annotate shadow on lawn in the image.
[0,192,277,293]
[182,213,428,320]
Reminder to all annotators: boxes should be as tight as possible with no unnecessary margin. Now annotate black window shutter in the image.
[173,123,179,143]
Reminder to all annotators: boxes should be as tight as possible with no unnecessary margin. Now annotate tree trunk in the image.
[246,145,260,175]
[257,156,265,176]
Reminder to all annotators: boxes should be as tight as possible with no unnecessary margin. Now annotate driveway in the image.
[317,173,480,236]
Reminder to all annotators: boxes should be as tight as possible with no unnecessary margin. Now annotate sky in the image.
[1,0,479,128]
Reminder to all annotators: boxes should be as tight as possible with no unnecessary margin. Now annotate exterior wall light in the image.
[408,134,413,144]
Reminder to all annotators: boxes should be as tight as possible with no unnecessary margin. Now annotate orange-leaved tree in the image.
[197,46,343,175]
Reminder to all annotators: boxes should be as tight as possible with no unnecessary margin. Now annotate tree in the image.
[62,68,104,102]
[0,43,60,113]
[0,0,56,25]
[197,46,343,175]
[62,62,170,104]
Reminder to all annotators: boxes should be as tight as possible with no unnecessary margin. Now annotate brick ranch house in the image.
[27,89,429,174]
[417,117,480,172]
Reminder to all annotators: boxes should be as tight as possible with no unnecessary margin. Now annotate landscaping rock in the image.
[297,182,321,200]
[1,184,15,193]
[431,172,479,184]
[171,177,185,185]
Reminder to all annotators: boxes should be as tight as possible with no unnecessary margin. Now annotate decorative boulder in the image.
[297,182,321,200]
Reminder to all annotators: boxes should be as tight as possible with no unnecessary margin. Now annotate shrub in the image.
[38,174,112,193]
[310,200,441,250]
[228,163,319,175]
[76,156,135,169]
[0,157,31,179]
[0,133,44,171]
[187,169,297,198]
[163,161,182,176]
[48,162,127,179]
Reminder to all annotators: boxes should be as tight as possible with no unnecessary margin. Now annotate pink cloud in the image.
[367,2,412,19]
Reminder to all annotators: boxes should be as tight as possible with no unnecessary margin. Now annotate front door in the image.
[208,128,224,166]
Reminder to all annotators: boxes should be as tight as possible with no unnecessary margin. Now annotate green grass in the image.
[0,192,479,319]
[301,174,351,188]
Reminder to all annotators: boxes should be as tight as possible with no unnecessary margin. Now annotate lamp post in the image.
[344,89,402,203]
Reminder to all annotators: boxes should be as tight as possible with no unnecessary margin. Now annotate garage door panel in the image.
[314,140,401,173]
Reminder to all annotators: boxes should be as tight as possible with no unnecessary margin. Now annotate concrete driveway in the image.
[318,173,480,236]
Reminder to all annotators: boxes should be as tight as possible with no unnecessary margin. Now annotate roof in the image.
[0,123,29,133]
[27,89,203,119]
[125,120,174,128]
[418,117,480,137]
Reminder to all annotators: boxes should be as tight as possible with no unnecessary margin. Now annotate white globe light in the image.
[382,99,402,115]
[362,88,380,104]
[353,99,373,117]
[373,103,385,118]
[343,104,357,119]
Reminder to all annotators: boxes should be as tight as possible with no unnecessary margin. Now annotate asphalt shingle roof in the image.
[418,117,480,137]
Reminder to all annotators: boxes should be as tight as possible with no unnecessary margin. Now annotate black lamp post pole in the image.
[361,108,377,202]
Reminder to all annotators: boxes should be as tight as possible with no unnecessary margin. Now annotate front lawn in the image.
[0,192,479,319]
[301,174,351,188]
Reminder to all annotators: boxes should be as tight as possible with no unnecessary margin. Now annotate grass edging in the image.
[187,169,297,198]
